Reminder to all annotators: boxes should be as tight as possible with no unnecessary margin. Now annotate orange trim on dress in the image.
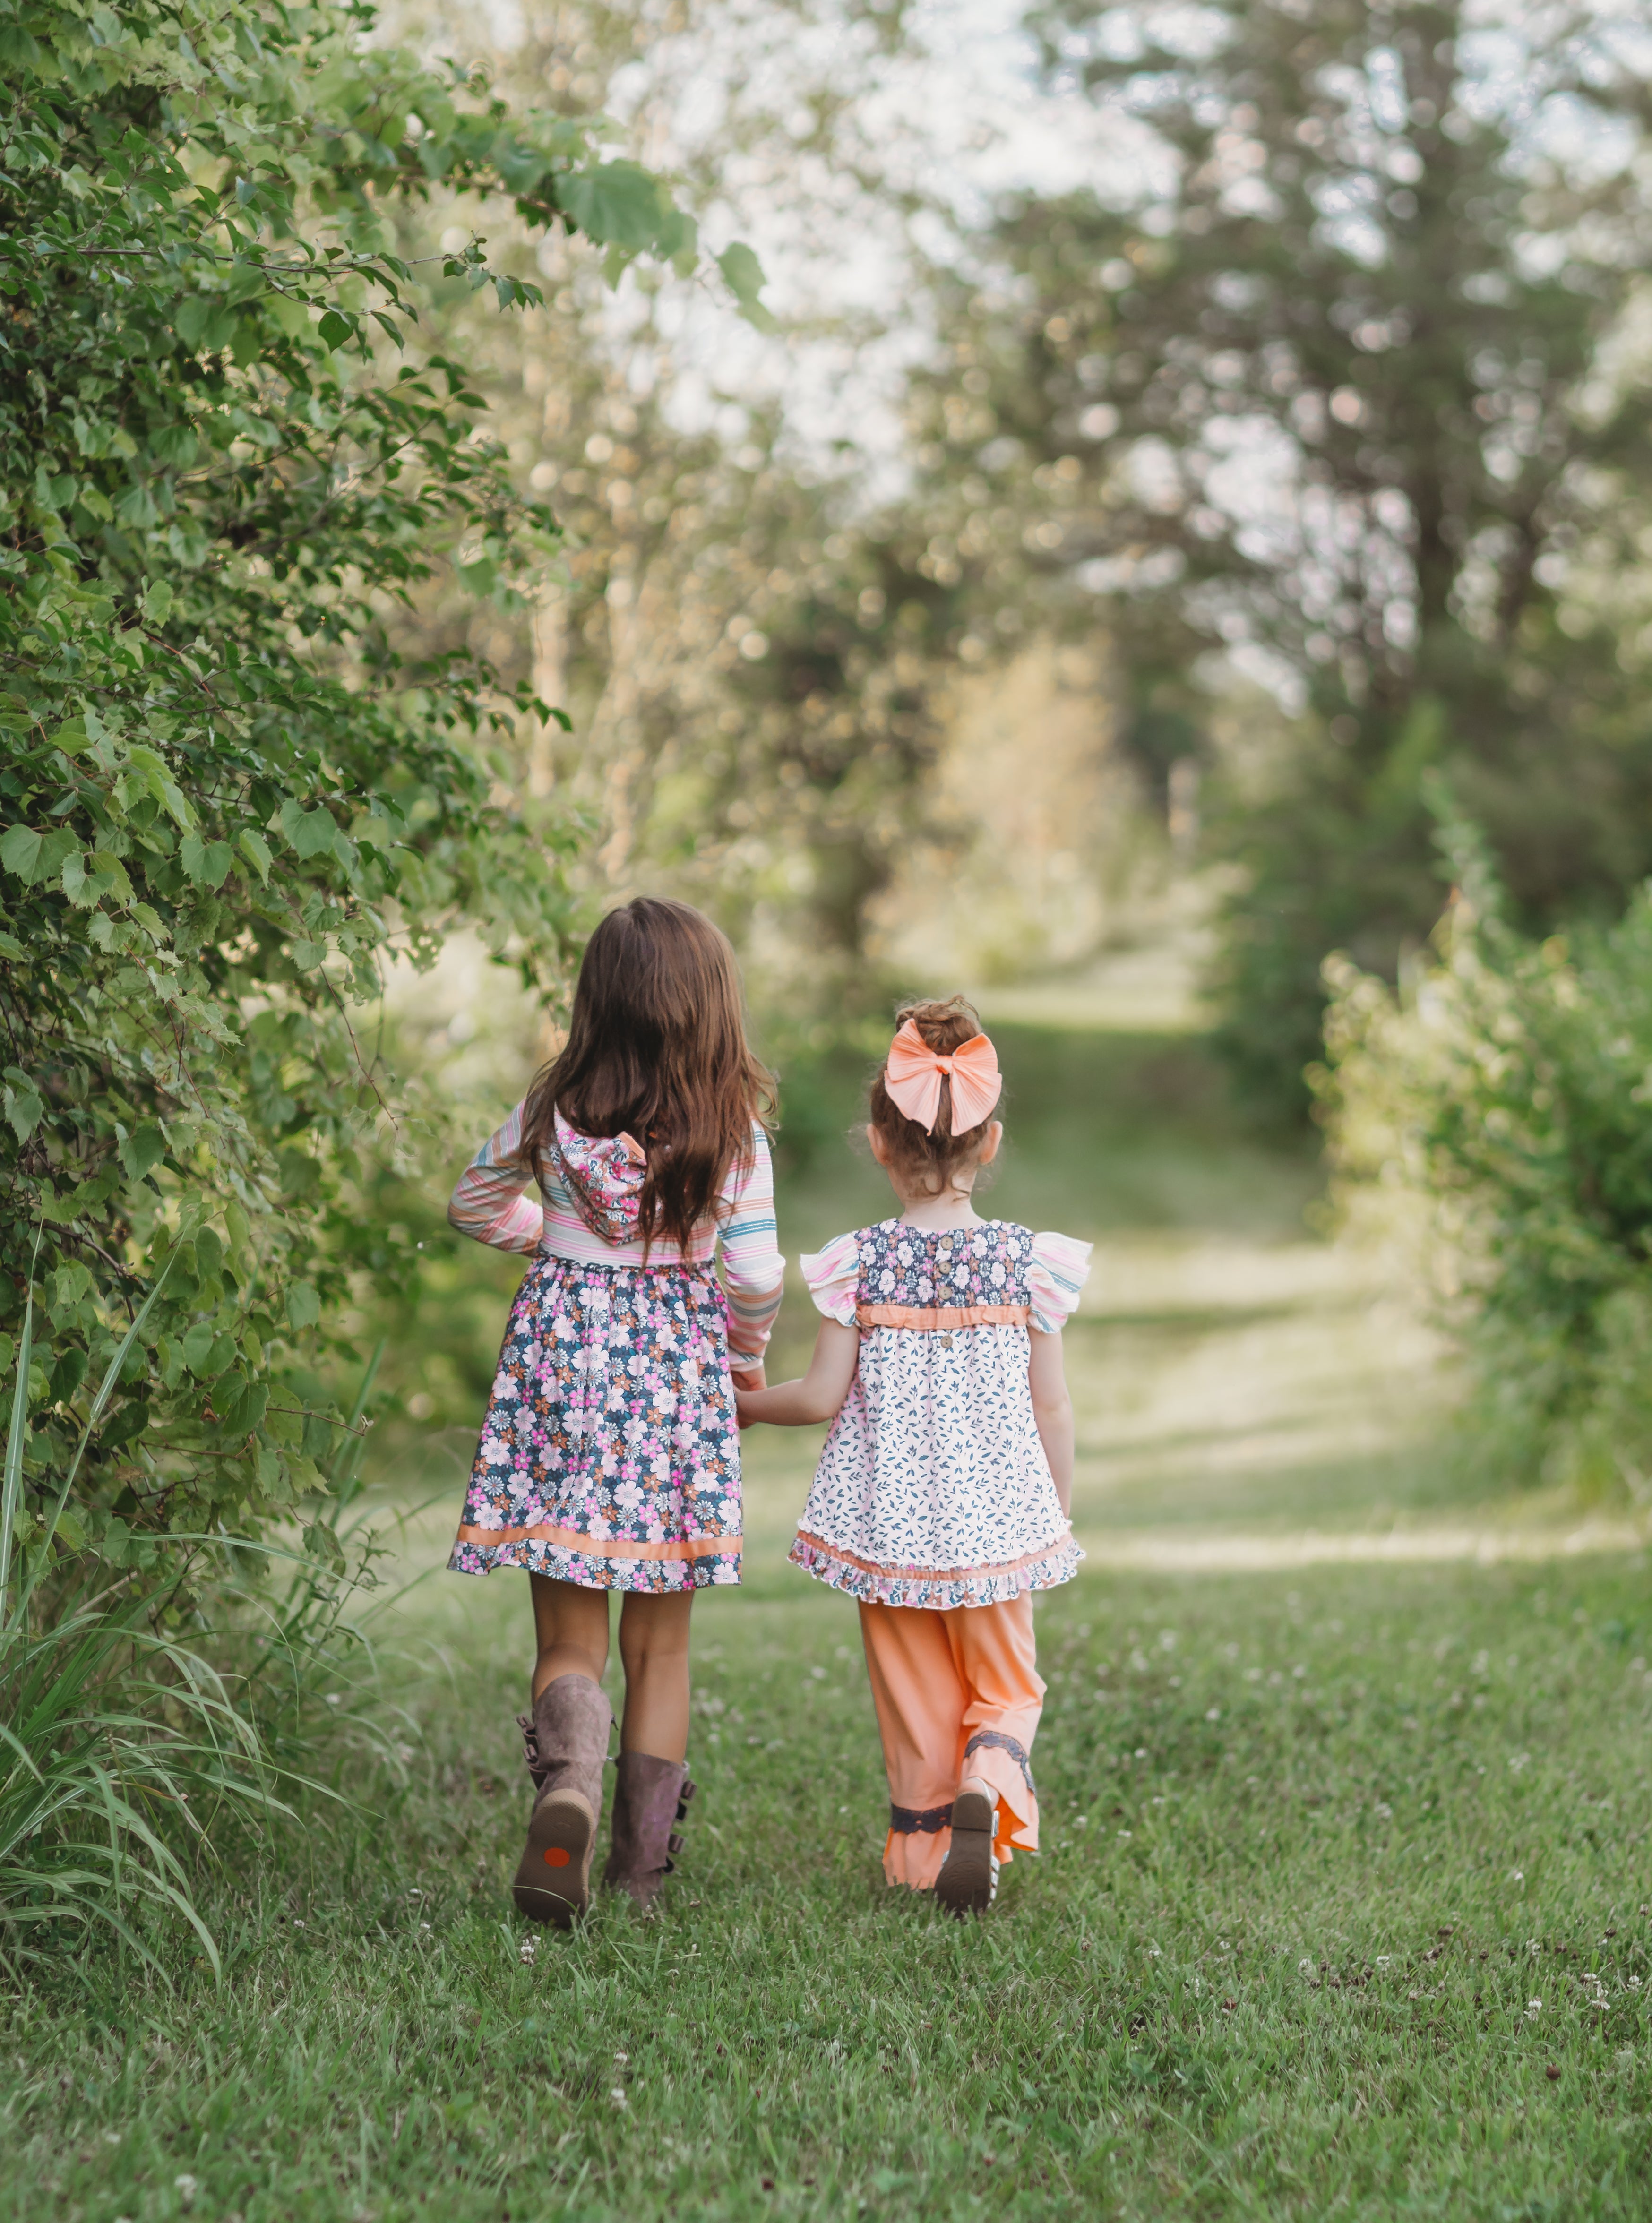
[792,1527,1067,1583]
[856,1302,1030,1330]
[452,1521,739,1561]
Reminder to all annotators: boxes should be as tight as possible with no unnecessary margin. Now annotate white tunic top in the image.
[788,1217,1092,1610]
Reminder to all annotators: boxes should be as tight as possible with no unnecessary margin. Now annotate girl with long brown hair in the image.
[446,898,783,1925]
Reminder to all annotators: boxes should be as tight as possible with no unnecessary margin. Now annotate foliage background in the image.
[0,0,765,1608]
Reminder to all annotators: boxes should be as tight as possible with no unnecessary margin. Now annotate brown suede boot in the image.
[603,1753,693,1912]
[512,1674,613,1928]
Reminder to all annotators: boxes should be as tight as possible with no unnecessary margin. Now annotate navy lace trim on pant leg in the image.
[889,1802,955,1835]
[963,1728,1036,1794]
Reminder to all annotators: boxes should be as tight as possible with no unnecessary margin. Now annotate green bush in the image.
[1317,811,1652,1498]
[0,0,764,1610]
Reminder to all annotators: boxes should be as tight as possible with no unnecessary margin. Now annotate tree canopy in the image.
[909,0,1652,1113]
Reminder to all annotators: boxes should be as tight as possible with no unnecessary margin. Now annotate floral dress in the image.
[445,1106,784,1593]
[789,1218,1092,1609]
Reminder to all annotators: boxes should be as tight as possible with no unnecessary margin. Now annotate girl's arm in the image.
[1028,1327,1075,1518]
[735,1321,860,1427]
[719,1125,786,1387]
[447,1103,544,1255]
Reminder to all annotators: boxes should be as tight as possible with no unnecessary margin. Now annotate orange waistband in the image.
[856,1303,1030,1331]
[454,1521,739,1561]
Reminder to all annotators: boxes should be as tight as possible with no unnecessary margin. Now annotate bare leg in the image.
[529,1572,611,1702]
[616,1589,695,1760]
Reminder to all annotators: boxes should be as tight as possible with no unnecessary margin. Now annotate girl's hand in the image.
[731,1364,764,1426]
[733,1322,859,1428]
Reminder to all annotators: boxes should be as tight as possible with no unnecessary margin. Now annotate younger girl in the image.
[736,998,1089,1914]
[447,898,784,1926]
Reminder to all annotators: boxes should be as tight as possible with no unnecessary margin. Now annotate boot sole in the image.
[935,1788,997,1917]
[513,1787,595,1928]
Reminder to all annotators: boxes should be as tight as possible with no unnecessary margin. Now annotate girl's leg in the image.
[615,1588,695,1760]
[529,1571,612,1701]
[516,1574,615,1929]
[857,1601,967,1891]
[945,1594,1045,1855]
[604,1588,697,1910]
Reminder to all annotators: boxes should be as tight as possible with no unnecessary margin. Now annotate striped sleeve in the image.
[718,1124,786,1356]
[800,1231,859,1324]
[1027,1230,1093,1335]
[447,1101,545,1256]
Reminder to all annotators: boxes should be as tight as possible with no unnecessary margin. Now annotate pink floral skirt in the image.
[447,1255,741,1593]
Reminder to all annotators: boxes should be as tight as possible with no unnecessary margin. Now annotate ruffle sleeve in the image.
[799,1231,860,1325]
[1027,1230,1093,1335]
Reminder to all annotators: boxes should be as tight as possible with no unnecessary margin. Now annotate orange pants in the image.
[858,1594,1045,1891]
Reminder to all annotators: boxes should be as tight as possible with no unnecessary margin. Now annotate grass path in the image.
[8,1021,1652,2219]
[8,1555,1652,2221]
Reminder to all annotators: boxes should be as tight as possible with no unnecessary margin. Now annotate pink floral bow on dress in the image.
[551,1111,649,1245]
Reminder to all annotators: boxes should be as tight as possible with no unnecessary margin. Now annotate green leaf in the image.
[140,579,173,626]
[561,162,671,253]
[48,1262,93,1319]
[0,825,42,881]
[317,309,355,350]
[181,833,234,888]
[279,801,341,859]
[717,243,776,332]
[238,829,273,882]
[2,1068,43,1142]
[118,1124,167,1181]
[181,1322,222,1377]
[286,1283,321,1330]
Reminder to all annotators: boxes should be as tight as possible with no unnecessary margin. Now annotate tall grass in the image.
[0,1281,395,1979]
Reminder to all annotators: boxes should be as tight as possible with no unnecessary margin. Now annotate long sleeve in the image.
[447,1101,545,1256]
[718,1125,786,1356]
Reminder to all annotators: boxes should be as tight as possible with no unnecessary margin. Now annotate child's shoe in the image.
[935,1784,998,1917]
[604,1753,693,1911]
[513,1673,613,1928]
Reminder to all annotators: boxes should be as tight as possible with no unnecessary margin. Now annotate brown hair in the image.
[868,995,1000,1197]
[521,898,774,1254]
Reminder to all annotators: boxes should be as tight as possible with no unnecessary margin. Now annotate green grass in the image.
[10,1021,1650,2218]
[6,1553,1652,2220]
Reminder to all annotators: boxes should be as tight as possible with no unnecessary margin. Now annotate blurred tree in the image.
[372,0,966,1032]
[908,0,1652,1116]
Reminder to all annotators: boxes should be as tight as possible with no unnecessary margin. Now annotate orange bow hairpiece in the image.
[883,1019,1001,1135]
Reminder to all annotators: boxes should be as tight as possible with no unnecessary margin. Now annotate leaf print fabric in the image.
[790,1219,1090,1609]
[448,1255,742,1592]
